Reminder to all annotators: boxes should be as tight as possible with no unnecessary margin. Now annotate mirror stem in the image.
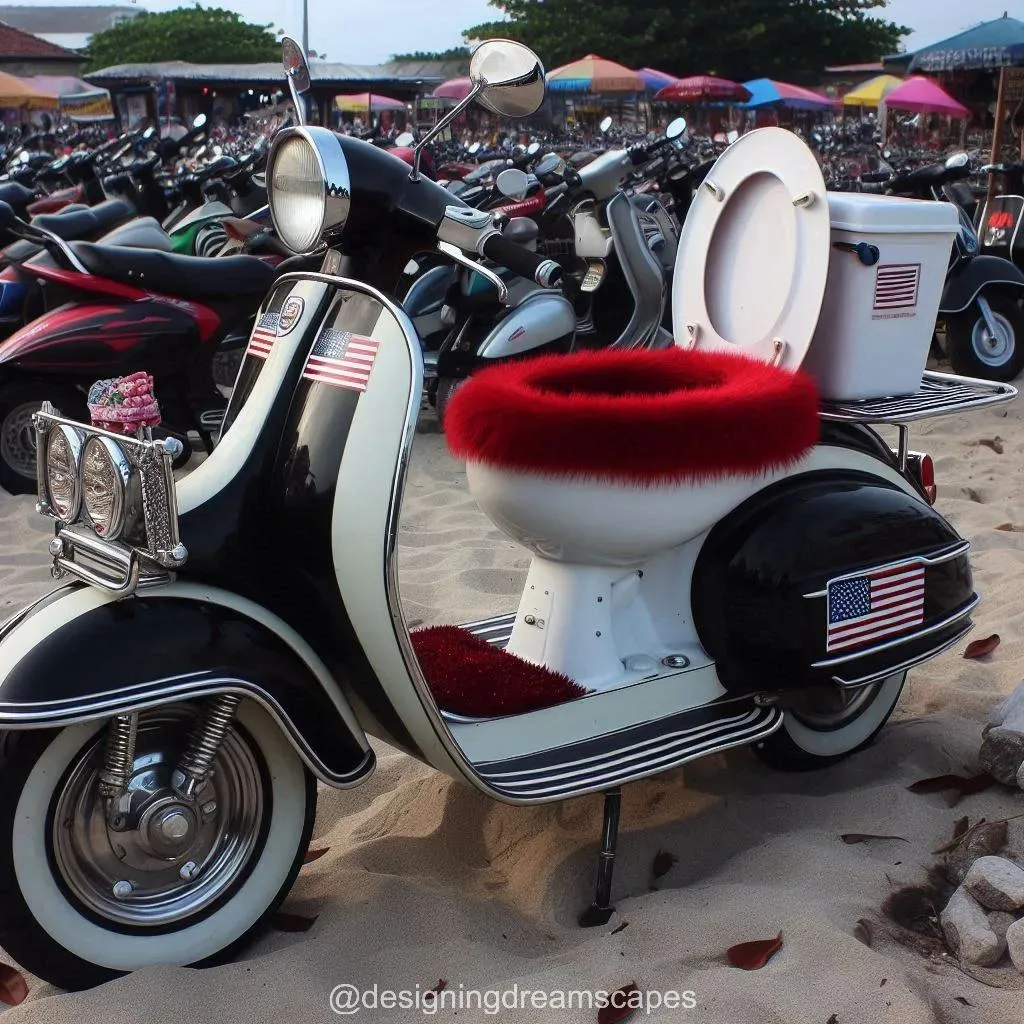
[410,81,487,182]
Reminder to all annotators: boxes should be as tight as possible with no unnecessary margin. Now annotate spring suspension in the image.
[98,713,138,800]
[172,695,241,800]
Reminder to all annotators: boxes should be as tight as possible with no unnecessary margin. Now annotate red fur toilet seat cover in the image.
[444,347,820,484]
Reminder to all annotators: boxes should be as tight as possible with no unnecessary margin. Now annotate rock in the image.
[979,725,1024,786]
[942,886,1007,966]
[965,856,1024,911]
[947,820,1009,884]
[989,911,1017,943]
[1007,918,1024,973]
[989,682,1024,728]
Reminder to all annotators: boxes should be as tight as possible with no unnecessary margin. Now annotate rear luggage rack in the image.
[819,370,1017,425]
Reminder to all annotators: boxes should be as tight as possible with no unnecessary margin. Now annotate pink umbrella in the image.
[431,77,473,101]
[883,76,970,118]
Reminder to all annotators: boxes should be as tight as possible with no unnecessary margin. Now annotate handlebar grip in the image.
[481,230,563,287]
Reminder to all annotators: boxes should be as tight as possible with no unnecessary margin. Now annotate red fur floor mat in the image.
[412,625,590,718]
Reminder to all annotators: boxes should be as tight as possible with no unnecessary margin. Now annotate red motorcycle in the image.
[0,203,296,492]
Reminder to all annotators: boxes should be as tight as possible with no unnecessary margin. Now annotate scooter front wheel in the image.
[753,671,906,772]
[946,292,1024,381]
[0,700,315,990]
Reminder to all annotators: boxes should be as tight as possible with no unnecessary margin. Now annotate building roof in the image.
[380,58,469,81]
[823,62,885,74]
[86,59,434,87]
[0,20,81,59]
[0,5,141,36]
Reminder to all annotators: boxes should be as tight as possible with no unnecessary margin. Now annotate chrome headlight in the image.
[44,424,84,522]
[267,126,351,254]
[82,435,139,541]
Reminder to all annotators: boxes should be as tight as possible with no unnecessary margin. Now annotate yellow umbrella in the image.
[843,74,903,108]
[0,71,58,110]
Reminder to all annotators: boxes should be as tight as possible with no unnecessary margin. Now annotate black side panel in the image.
[691,471,973,694]
[0,596,371,784]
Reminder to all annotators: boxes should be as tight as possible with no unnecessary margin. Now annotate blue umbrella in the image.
[741,78,836,111]
[908,15,1024,73]
[638,68,677,92]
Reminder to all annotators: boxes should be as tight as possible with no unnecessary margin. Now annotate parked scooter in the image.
[0,38,1015,989]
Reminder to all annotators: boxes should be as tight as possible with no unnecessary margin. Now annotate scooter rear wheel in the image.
[946,292,1024,382]
[0,700,315,990]
[752,672,906,772]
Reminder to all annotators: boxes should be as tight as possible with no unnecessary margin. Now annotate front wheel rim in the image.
[0,401,44,479]
[50,707,266,929]
[970,310,1015,367]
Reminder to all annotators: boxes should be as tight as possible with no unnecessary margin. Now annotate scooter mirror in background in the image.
[946,152,969,170]
[666,117,687,140]
[528,141,540,155]
[395,131,415,147]
[213,145,224,157]
[727,129,739,144]
[496,167,530,200]
[599,115,613,134]
[468,141,481,155]
[470,39,546,117]
[17,151,29,165]
[192,113,208,132]
[281,38,311,94]
[534,153,562,177]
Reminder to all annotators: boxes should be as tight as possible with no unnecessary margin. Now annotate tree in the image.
[464,0,909,81]
[390,47,472,62]
[84,5,281,72]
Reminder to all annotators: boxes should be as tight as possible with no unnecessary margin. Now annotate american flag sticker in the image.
[302,329,380,392]
[873,263,920,313]
[826,562,926,653]
[248,309,281,359]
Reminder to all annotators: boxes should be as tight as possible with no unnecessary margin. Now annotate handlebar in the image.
[481,230,563,287]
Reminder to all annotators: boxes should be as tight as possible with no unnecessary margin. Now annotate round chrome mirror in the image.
[534,153,562,177]
[192,113,207,131]
[666,117,687,140]
[496,166,529,200]
[946,151,969,170]
[394,131,414,147]
[470,39,545,118]
[527,140,540,155]
[599,115,613,134]
[468,141,481,155]
[281,37,311,94]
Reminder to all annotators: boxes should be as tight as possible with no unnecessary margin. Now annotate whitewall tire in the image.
[0,700,315,990]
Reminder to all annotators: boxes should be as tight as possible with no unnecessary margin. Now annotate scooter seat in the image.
[31,199,135,241]
[445,347,820,483]
[69,241,277,300]
[0,182,36,219]
[97,216,173,252]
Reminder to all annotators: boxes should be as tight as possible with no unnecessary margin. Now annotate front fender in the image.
[941,254,1024,314]
[0,582,374,788]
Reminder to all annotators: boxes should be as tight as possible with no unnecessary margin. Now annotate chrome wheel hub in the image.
[788,682,881,730]
[0,402,43,479]
[51,707,265,928]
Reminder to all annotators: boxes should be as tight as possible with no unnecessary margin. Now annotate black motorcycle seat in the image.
[97,216,173,251]
[69,242,277,300]
[32,199,135,240]
[0,181,36,218]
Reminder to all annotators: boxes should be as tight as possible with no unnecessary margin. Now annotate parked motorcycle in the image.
[0,38,1014,989]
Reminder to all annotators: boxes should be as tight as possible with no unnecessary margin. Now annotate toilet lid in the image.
[672,128,830,371]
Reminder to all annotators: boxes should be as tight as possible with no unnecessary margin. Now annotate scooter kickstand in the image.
[578,787,622,928]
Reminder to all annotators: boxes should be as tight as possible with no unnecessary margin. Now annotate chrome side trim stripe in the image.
[802,540,971,599]
[832,622,973,688]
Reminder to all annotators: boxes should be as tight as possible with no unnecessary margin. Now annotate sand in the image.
[1,390,1024,1022]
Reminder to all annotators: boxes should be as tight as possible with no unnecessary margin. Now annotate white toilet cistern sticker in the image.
[872,263,920,320]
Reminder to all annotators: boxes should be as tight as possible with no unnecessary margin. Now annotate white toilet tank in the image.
[800,192,959,401]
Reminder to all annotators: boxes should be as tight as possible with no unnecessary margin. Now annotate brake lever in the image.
[437,240,510,306]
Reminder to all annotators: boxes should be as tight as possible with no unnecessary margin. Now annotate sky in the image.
[22,0,1024,65]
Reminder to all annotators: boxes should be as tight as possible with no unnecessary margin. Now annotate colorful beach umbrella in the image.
[431,77,473,101]
[842,74,903,107]
[655,75,751,104]
[740,78,835,111]
[884,76,970,118]
[335,92,407,113]
[546,54,645,93]
[638,67,678,92]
